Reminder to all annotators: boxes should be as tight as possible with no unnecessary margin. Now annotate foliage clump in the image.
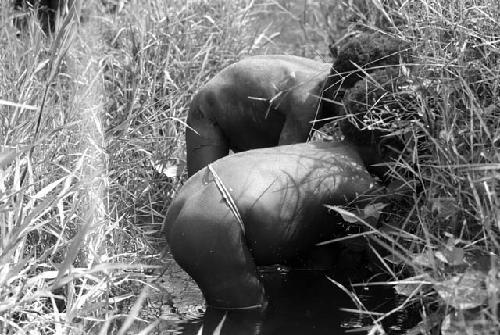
[328,1,500,333]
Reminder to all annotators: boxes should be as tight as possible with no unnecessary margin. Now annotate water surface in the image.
[167,268,409,335]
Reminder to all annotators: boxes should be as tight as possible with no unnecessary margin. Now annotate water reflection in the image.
[173,269,409,335]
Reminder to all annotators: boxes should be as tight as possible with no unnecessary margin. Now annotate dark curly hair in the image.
[334,32,410,78]
[321,32,412,119]
[340,68,415,148]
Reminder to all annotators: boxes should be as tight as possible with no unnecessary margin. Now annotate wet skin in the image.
[165,141,381,310]
[186,55,337,176]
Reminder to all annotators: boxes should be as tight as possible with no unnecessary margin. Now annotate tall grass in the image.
[1,0,498,334]
[0,1,115,333]
[336,1,500,333]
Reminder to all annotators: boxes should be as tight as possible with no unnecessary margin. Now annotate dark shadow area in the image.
[170,269,417,335]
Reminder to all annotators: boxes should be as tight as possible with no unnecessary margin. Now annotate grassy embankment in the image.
[0,0,498,334]
[343,1,500,334]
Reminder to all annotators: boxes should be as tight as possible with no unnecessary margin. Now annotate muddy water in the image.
[160,267,409,335]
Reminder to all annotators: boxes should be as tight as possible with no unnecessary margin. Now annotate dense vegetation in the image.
[0,0,498,334]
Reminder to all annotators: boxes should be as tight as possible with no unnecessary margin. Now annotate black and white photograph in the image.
[1,0,499,334]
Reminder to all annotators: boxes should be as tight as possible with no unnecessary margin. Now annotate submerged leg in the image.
[167,184,267,309]
[186,108,229,177]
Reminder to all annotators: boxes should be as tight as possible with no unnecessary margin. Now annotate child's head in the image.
[322,32,411,114]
